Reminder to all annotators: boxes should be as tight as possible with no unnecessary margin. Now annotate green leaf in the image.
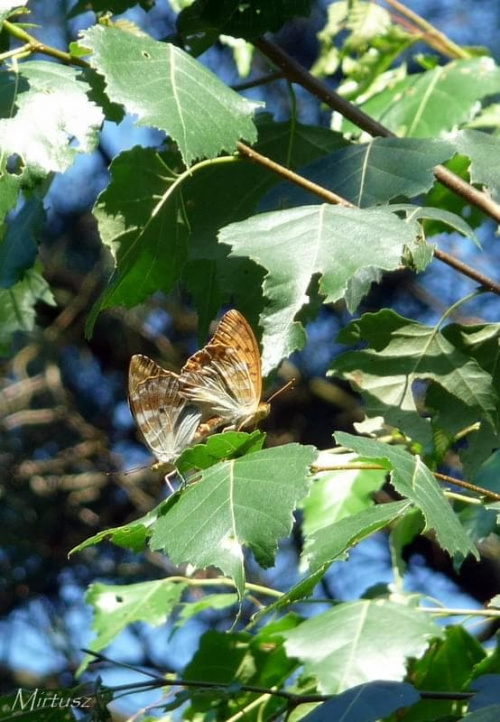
[174,593,238,630]
[82,25,259,165]
[391,203,480,247]
[0,1,28,24]
[177,0,313,41]
[333,310,497,447]
[283,599,441,693]
[86,146,190,330]
[266,137,454,208]
[348,58,500,137]
[69,499,172,555]
[0,263,55,356]
[79,579,186,673]
[454,129,500,202]
[150,443,316,597]
[304,499,412,572]
[0,197,44,288]
[176,430,265,475]
[0,62,103,175]
[389,509,425,582]
[301,681,420,722]
[335,432,479,564]
[88,120,344,332]
[303,460,387,537]
[220,205,417,373]
[462,706,500,722]
[404,627,485,722]
[429,323,500,476]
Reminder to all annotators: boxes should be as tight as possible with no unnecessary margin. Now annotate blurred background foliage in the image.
[2,0,500,714]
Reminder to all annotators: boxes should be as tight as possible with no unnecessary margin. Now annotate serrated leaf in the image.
[0,197,44,288]
[79,579,186,673]
[0,263,55,356]
[88,121,343,331]
[404,627,485,722]
[82,25,259,165]
[176,430,265,476]
[391,203,479,247]
[177,0,313,41]
[304,499,412,572]
[333,310,497,447]
[283,599,441,693]
[348,57,500,137]
[150,444,316,597]
[335,432,479,564]
[265,137,454,208]
[0,0,28,23]
[174,593,238,631]
[87,147,189,329]
[70,499,173,555]
[454,129,500,202]
[0,62,103,175]
[301,680,420,722]
[303,460,387,537]
[220,205,417,373]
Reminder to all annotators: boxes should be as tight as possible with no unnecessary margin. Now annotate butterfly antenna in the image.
[266,378,295,404]
[105,465,149,478]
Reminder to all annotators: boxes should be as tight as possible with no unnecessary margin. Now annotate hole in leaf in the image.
[142,51,151,59]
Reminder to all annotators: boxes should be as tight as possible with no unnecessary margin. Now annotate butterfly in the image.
[128,354,216,470]
[179,309,270,431]
[128,310,269,468]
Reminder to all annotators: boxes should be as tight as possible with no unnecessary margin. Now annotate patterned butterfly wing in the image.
[180,310,269,429]
[128,354,204,466]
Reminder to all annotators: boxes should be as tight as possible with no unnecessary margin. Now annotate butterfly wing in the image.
[128,354,203,464]
[179,310,268,428]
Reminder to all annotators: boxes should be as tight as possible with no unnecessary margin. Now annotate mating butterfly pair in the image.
[128,310,269,468]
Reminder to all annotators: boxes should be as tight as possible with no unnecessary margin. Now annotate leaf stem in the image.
[82,649,475,704]
[165,574,283,599]
[0,42,32,62]
[254,36,500,226]
[237,141,352,207]
[2,19,89,67]
[311,462,500,502]
[381,0,470,59]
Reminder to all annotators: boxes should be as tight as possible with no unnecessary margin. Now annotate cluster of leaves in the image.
[3,0,500,720]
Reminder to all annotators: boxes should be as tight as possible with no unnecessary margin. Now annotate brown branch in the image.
[237,141,353,207]
[433,248,500,295]
[254,36,500,225]
[312,462,500,502]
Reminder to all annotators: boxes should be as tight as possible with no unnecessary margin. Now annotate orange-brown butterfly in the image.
[128,354,217,470]
[179,309,270,431]
[128,310,269,467]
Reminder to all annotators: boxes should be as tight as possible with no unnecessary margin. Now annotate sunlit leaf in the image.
[150,444,316,597]
[0,62,103,175]
[283,599,441,693]
[335,432,479,564]
[348,57,500,137]
[82,25,260,165]
[220,205,417,373]
[79,579,186,673]
[333,310,497,447]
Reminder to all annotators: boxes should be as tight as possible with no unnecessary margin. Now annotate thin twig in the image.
[382,0,470,59]
[312,462,500,502]
[254,36,500,226]
[232,70,284,91]
[237,141,353,207]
